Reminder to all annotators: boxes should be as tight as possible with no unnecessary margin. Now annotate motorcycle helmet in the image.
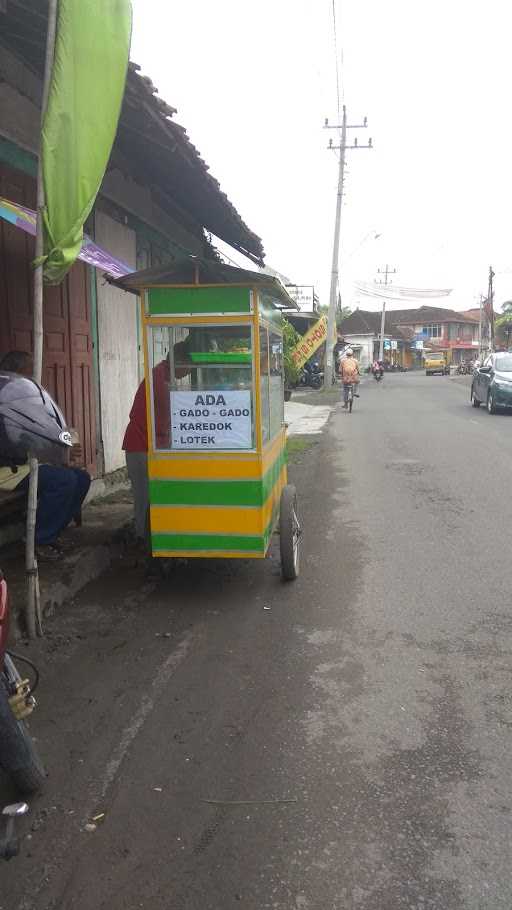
[345,348,354,355]
[0,372,73,467]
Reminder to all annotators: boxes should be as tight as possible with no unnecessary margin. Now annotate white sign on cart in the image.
[170,390,252,449]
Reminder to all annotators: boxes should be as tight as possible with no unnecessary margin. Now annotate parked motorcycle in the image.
[300,360,324,390]
[0,372,72,861]
[0,371,72,789]
[0,568,45,797]
[0,569,44,860]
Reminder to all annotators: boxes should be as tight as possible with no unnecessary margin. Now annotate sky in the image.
[130,0,512,314]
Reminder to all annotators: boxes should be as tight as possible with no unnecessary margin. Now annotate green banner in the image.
[41,0,132,284]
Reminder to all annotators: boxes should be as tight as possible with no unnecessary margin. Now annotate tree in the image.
[336,306,352,329]
[282,317,302,388]
[495,301,512,348]
[317,303,352,328]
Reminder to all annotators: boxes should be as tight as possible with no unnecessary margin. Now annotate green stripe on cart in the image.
[151,533,266,553]
[149,450,285,508]
[149,478,262,507]
[148,286,251,315]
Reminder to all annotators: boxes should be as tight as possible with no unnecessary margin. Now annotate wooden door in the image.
[66,263,96,474]
[0,163,34,355]
[43,282,73,421]
[0,162,97,475]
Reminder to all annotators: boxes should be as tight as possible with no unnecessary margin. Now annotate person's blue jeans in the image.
[18,466,91,545]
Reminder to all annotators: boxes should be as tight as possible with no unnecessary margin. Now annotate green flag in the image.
[41,0,132,284]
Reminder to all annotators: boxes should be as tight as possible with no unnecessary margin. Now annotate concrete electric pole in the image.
[488,265,495,352]
[478,293,484,359]
[324,108,372,387]
[376,264,397,362]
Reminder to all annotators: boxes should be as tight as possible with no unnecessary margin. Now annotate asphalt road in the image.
[3,372,512,910]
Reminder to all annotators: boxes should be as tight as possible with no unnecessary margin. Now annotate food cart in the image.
[115,258,302,579]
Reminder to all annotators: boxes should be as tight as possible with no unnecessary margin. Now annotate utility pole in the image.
[324,107,372,387]
[488,265,495,352]
[478,293,484,359]
[376,264,397,362]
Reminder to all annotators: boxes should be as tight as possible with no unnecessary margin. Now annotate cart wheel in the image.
[280,484,301,580]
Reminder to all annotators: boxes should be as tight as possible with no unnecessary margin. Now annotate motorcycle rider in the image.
[340,348,360,408]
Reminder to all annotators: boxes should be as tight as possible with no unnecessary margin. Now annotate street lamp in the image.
[345,230,382,263]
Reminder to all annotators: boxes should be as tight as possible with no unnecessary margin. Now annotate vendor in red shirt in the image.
[123,340,190,545]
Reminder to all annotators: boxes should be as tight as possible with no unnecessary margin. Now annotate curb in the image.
[11,537,125,639]
[41,540,124,619]
[9,542,123,640]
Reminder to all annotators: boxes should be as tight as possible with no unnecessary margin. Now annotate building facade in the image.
[339,306,481,369]
[396,308,479,364]
[0,4,263,478]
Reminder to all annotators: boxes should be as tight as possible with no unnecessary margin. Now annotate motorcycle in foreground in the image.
[0,568,45,859]
[0,568,45,797]
[1,801,29,860]
[0,371,75,859]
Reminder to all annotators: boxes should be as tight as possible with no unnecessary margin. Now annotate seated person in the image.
[0,351,91,560]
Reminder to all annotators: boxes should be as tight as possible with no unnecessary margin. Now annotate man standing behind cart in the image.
[123,340,191,548]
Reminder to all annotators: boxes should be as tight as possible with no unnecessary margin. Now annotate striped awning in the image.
[0,196,133,279]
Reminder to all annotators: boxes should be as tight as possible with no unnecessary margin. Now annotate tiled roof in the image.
[0,1,264,264]
[393,305,478,325]
[338,310,382,335]
[340,305,480,338]
[118,64,264,263]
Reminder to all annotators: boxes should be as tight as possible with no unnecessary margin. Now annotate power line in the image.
[354,282,453,300]
[331,0,344,123]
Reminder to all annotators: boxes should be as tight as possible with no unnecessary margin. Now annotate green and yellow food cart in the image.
[115,258,301,579]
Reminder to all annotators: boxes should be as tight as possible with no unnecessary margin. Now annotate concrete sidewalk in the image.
[2,489,134,637]
[285,400,333,435]
[285,389,337,435]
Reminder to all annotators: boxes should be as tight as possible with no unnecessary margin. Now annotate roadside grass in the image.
[286,435,318,463]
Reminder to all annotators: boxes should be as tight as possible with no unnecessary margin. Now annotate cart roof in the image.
[111,256,299,310]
